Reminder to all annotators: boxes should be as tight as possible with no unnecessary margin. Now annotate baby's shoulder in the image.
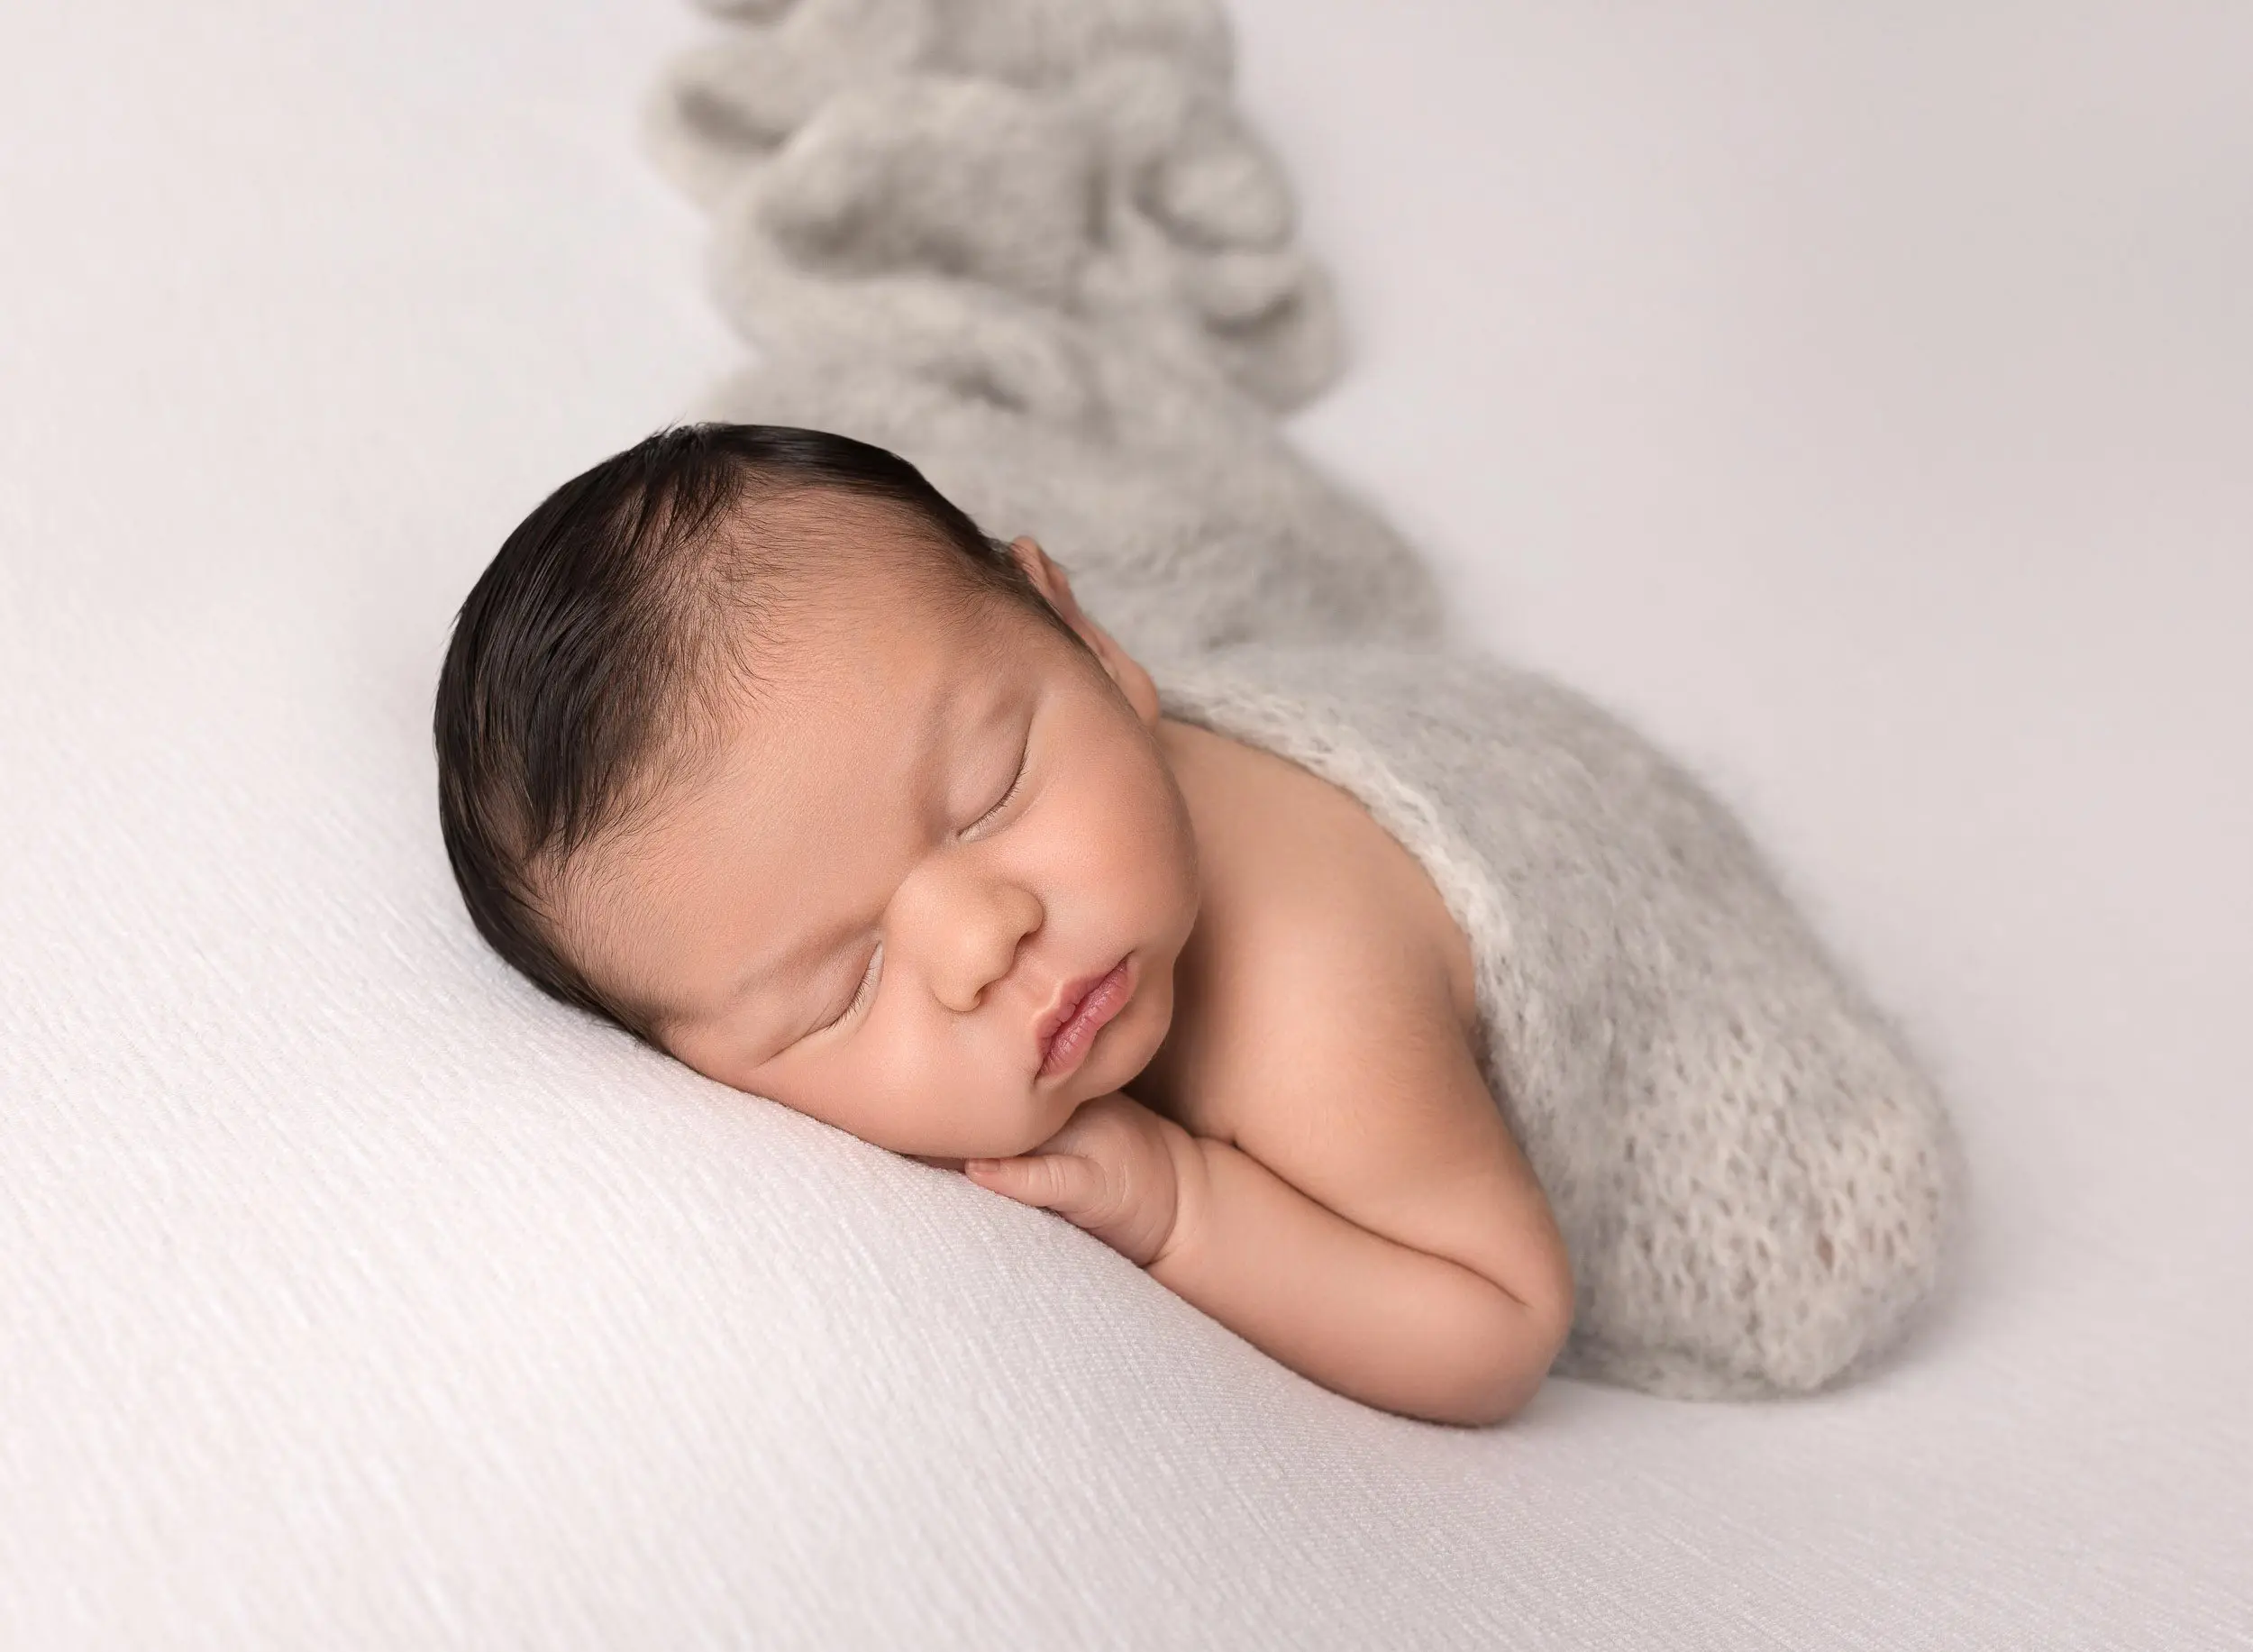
[1141,719,1481,1141]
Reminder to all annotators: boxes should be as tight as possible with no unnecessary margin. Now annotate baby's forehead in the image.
[728,524,1024,672]
[669,537,1038,789]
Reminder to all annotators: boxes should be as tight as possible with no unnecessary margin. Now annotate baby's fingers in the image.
[965,1153,1103,1219]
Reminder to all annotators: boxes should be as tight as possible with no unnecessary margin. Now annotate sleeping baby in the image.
[435,421,1964,1426]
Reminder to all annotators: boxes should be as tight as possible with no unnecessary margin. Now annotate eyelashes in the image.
[823,940,882,1033]
[966,737,1032,836]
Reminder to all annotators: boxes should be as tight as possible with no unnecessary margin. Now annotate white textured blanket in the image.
[645,0,1966,1398]
[14,0,2251,1644]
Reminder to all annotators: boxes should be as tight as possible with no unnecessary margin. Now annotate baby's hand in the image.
[963,1092,1191,1269]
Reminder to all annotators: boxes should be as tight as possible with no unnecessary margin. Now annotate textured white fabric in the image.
[3,2,2248,1648]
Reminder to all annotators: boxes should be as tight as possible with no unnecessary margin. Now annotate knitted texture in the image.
[645,0,1967,1399]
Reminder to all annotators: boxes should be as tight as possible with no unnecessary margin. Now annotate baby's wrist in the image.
[1146,1118,1210,1273]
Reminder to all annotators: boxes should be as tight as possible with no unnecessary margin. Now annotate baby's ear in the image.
[1006,536,1162,729]
[1007,536,1081,622]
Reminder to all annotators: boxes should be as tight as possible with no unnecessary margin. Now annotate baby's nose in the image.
[949,913,1039,1011]
[911,869,1044,1014]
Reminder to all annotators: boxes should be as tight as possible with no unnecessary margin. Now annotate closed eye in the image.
[964,737,1031,836]
[816,940,882,1036]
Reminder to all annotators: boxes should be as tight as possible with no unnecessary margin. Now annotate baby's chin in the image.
[903,1071,1131,1168]
[994,1082,1093,1159]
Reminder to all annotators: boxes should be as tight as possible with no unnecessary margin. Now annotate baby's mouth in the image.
[1035,955,1134,1082]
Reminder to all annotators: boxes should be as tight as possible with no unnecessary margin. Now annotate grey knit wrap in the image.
[643,0,1968,1400]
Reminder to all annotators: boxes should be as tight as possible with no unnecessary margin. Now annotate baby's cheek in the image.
[1126,758,1200,924]
[1107,749,1187,858]
[1033,780,1122,885]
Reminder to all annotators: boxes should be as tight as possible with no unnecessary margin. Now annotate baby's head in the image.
[435,424,1199,1161]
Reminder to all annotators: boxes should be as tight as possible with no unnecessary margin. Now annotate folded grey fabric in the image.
[648,0,1966,1398]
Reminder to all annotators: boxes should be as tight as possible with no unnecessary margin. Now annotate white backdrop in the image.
[4,1,2248,1646]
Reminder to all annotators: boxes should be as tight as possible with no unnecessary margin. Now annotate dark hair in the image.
[433,422,1067,1040]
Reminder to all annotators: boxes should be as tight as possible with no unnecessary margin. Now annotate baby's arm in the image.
[969,1091,1562,1428]
[1150,1117,1569,1428]
[1161,876,1579,1426]
[971,963,1573,1428]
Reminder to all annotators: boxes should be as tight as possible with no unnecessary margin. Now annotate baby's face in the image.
[560,535,1199,1163]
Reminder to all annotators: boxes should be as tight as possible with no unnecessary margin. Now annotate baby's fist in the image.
[963,1092,1192,1269]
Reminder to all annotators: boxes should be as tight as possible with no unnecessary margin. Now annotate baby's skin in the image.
[560,523,1575,1427]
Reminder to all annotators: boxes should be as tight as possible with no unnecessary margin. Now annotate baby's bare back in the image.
[1136,718,1479,1131]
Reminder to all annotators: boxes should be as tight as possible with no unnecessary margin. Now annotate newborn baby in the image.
[437,422,1576,1428]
